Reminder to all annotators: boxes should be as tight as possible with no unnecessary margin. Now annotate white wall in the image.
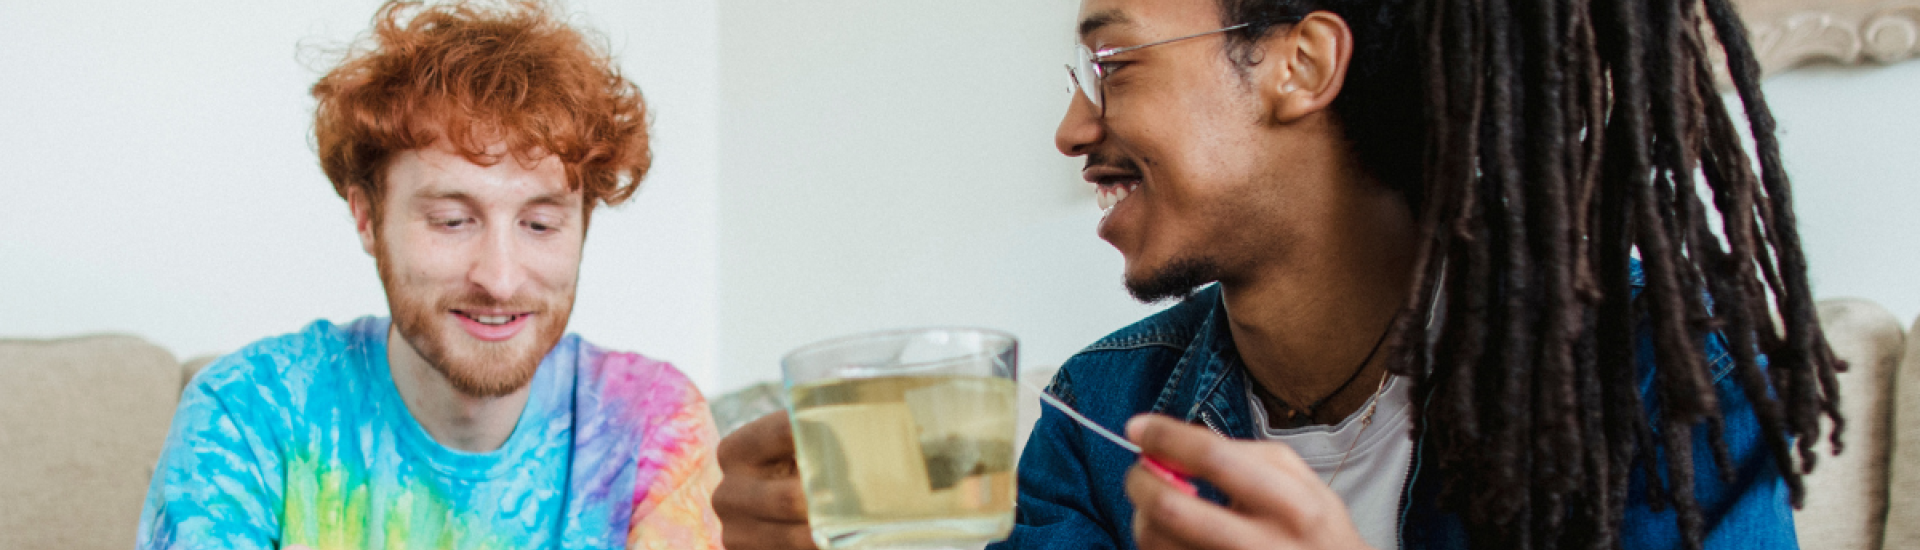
[0,0,722,389]
[1757,61,1920,326]
[4,0,1913,397]
[713,0,1166,392]
[707,1,1920,392]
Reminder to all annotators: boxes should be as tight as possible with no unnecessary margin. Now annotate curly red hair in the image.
[312,0,649,218]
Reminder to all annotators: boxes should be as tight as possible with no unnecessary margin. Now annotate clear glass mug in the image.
[781,328,1020,550]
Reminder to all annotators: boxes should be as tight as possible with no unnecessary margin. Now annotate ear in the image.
[346,187,378,256]
[1260,11,1354,123]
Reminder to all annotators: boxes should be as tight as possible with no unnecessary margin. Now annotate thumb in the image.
[1124,414,1220,474]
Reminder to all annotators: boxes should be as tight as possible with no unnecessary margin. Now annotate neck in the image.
[386,325,532,453]
[1222,181,1418,425]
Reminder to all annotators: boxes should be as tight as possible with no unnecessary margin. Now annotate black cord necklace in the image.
[1256,322,1394,425]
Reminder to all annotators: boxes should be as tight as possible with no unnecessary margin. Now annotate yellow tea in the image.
[789,375,1017,549]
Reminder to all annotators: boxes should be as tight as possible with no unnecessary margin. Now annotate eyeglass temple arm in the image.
[1094,19,1307,59]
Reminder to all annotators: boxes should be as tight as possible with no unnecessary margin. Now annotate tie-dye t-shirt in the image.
[137,317,722,550]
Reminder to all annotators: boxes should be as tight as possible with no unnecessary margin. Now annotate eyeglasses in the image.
[1064,20,1299,117]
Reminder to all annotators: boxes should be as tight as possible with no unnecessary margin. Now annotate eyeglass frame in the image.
[1064,18,1303,117]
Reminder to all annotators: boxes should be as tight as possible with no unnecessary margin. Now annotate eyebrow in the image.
[524,192,577,210]
[412,189,579,210]
[1078,10,1131,39]
[415,189,476,204]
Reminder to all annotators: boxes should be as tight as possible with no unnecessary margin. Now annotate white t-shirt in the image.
[1247,375,1414,550]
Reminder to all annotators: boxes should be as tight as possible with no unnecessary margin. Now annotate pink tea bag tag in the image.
[1142,456,1198,496]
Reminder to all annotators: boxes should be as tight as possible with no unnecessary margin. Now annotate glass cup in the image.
[782,327,1020,550]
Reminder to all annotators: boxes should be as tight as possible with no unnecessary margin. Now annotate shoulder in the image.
[146,320,371,535]
[187,317,374,405]
[570,341,721,517]
[572,338,710,420]
[1076,285,1218,354]
[1050,286,1217,407]
[1621,260,1739,384]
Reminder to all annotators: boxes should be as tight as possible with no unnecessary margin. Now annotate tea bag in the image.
[904,378,1015,490]
[791,402,933,514]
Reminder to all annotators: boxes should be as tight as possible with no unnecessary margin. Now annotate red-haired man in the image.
[137,2,721,549]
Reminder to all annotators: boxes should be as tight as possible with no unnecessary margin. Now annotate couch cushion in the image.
[1795,299,1903,550]
[0,334,180,549]
[1887,314,1920,549]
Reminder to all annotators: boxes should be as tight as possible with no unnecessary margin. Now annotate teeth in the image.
[1097,182,1134,212]
[471,314,514,326]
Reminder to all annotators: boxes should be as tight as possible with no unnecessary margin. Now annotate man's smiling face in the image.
[361,142,584,398]
[1057,0,1321,303]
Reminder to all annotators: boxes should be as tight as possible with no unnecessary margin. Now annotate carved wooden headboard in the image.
[1736,0,1920,75]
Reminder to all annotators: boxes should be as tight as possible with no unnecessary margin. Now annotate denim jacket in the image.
[990,267,1798,550]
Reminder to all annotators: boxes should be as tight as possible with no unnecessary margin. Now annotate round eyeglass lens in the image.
[1071,44,1103,108]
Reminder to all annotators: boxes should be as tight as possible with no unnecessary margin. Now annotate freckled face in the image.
[372,145,583,397]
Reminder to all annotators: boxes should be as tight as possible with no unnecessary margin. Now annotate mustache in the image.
[1084,152,1143,176]
[437,290,547,313]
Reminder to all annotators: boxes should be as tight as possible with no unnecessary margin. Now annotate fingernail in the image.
[1142,456,1197,496]
[1126,416,1145,439]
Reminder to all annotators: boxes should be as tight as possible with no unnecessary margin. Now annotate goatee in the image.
[1125,257,1224,304]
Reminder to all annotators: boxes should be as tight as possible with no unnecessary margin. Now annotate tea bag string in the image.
[1019,379,1196,495]
[1019,379,1140,454]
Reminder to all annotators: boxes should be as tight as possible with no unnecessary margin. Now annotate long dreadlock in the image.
[1216,0,1843,548]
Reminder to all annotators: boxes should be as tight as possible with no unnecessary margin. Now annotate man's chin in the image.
[427,341,546,398]
[1123,257,1223,304]
[404,320,559,399]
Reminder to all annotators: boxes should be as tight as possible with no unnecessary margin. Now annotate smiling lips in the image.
[451,310,532,341]
[1085,166,1143,214]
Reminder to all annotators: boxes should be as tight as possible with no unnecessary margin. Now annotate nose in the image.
[1054,91,1104,157]
[467,224,527,302]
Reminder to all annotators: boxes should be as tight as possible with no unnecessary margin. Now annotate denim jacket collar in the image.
[1148,264,1654,441]
[1143,285,1258,440]
[999,260,1795,550]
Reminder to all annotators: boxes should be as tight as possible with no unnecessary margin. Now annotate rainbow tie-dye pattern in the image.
[138,318,721,550]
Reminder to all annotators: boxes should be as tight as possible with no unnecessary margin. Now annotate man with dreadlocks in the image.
[711,0,1841,548]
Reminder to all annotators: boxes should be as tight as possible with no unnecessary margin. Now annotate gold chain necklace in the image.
[1326,371,1392,487]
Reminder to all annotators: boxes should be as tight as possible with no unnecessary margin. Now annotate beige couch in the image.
[1803,299,1919,550]
[0,336,214,549]
[5,299,1918,549]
